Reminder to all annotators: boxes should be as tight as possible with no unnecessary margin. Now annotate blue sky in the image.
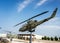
[0,0,60,37]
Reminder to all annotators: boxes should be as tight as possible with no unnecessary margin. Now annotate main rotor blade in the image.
[0,27,2,29]
[2,30,11,33]
[14,11,49,26]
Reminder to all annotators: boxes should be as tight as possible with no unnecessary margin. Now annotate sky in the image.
[0,0,60,37]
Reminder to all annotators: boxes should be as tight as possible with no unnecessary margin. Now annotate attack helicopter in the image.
[15,8,58,32]
[14,8,58,43]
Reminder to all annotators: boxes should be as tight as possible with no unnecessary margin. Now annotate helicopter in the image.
[14,8,58,43]
[15,8,58,32]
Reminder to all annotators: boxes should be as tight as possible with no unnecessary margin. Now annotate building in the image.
[0,33,7,38]
[34,34,44,40]
[18,34,35,41]
[18,34,44,40]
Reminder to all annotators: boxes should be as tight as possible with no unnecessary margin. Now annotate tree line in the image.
[42,36,60,41]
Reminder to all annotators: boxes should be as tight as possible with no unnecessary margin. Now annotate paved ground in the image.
[6,38,60,43]
[11,41,24,43]
[32,40,60,43]
[11,40,60,43]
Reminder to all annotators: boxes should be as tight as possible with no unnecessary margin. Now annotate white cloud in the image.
[17,0,32,12]
[35,0,47,8]
[37,25,60,30]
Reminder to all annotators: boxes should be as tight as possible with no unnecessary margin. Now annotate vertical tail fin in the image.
[51,8,58,18]
[37,8,58,25]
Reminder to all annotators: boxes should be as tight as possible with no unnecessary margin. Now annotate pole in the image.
[29,32,32,43]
